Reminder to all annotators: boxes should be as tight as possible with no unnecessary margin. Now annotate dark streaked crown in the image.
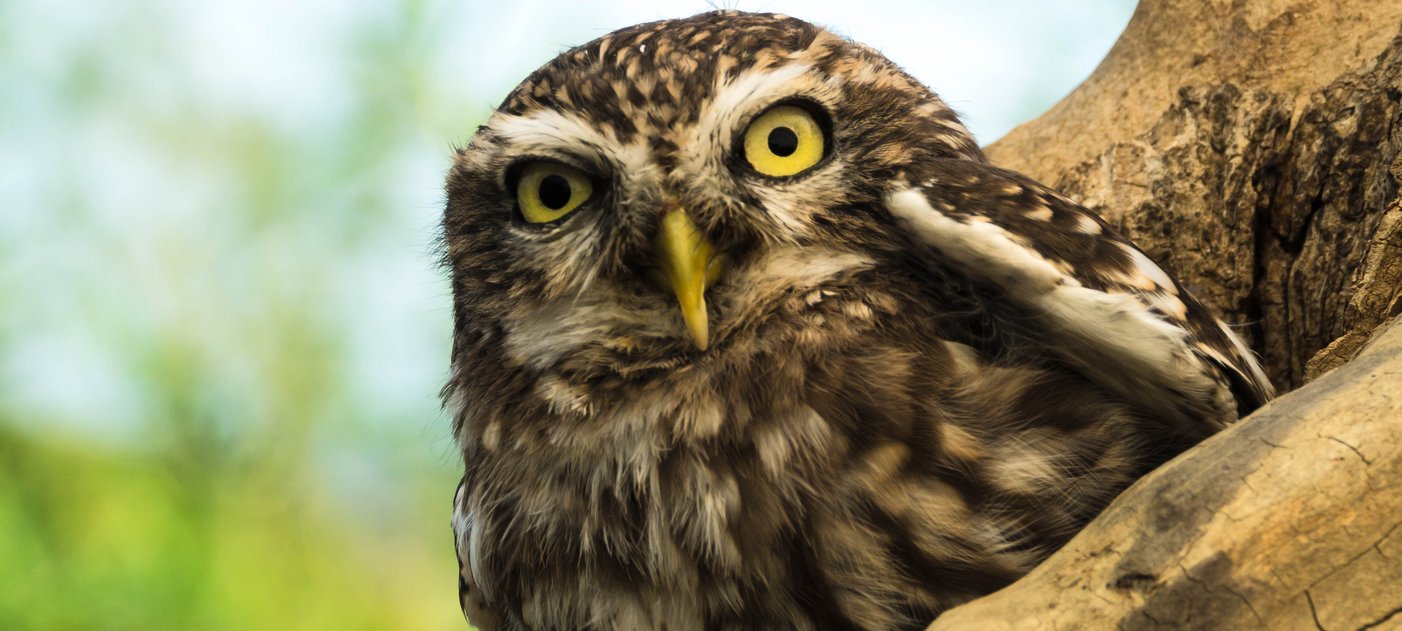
[495,11,981,159]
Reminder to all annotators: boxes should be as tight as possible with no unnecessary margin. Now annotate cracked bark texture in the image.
[927,0,1402,628]
[987,0,1402,389]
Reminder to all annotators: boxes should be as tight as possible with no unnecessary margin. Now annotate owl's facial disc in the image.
[652,205,725,350]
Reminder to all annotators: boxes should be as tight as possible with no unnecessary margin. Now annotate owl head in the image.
[443,11,983,379]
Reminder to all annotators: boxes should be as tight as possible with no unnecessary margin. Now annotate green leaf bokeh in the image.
[1,1,472,628]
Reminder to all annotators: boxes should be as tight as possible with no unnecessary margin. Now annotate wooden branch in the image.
[988,0,1402,390]
[927,0,1402,627]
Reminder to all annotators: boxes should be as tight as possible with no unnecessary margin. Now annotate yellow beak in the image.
[653,207,724,350]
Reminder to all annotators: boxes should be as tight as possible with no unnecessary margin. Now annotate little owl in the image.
[440,11,1272,630]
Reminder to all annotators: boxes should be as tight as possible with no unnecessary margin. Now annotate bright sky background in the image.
[1,0,1139,444]
[446,0,1138,143]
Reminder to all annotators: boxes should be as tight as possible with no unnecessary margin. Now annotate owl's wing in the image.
[885,158,1273,434]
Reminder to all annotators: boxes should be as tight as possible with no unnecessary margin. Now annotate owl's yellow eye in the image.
[515,162,594,224]
[741,104,827,177]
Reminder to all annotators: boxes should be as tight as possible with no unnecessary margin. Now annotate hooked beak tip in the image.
[654,207,722,351]
[687,315,709,351]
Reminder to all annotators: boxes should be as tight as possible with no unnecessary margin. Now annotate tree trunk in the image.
[929,1,1402,628]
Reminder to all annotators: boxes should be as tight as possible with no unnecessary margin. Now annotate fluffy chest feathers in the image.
[451,271,1149,630]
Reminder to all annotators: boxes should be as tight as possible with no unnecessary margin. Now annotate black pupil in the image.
[767,126,799,157]
[538,174,572,210]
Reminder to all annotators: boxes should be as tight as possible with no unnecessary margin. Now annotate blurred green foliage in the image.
[0,427,455,630]
[0,0,476,628]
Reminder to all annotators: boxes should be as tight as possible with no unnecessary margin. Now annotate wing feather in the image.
[885,159,1273,433]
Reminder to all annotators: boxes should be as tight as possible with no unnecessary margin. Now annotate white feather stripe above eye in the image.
[884,186,1229,427]
[489,108,654,178]
[689,61,845,173]
[696,62,816,147]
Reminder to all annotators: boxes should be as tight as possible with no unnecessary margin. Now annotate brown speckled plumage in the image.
[441,11,1272,630]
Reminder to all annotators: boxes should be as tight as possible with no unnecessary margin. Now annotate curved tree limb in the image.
[929,0,1402,627]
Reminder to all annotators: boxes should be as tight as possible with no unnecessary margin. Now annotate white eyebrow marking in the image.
[694,63,814,153]
[488,108,653,180]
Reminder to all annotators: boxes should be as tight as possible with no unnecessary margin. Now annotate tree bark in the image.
[930,0,1402,628]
